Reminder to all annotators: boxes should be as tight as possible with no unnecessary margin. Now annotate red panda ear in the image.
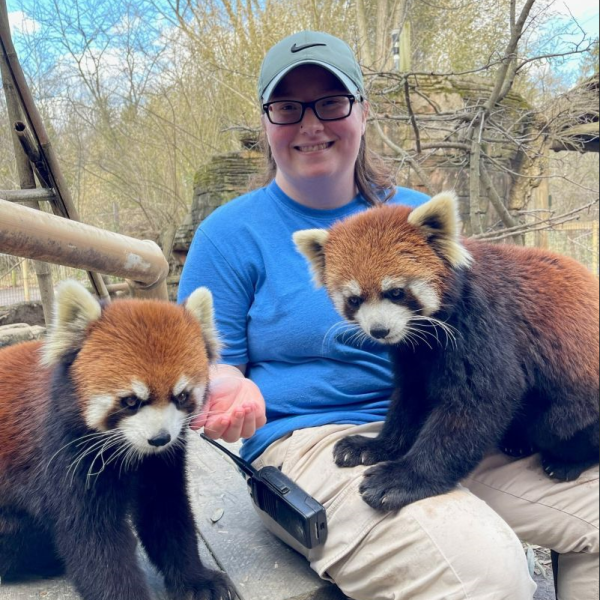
[407,192,472,269]
[41,280,102,367]
[293,229,330,287]
[185,287,221,362]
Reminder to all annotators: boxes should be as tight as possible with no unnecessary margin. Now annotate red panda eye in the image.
[347,296,363,308]
[386,288,405,301]
[175,391,190,407]
[121,396,142,411]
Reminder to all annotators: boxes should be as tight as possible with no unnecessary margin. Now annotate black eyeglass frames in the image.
[262,94,359,125]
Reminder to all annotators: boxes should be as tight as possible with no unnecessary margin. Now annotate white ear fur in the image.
[407,191,473,269]
[185,287,221,361]
[41,280,102,367]
[292,229,330,287]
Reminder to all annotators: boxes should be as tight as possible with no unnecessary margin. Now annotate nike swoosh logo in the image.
[291,43,327,53]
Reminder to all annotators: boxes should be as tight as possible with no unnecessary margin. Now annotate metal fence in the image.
[546,221,599,275]
[0,254,87,306]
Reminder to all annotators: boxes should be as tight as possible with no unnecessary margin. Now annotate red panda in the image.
[293,192,599,512]
[0,281,233,600]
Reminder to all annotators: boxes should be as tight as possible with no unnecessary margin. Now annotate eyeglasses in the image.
[262,94,359,125]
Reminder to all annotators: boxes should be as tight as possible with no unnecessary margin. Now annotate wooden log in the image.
[0,189,55,203]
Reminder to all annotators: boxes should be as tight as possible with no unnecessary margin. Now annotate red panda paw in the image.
[333,435,391,468]
[541,456,592,482]
[174,569,235,600]
[501,445,536,459]
[359,459,456,512]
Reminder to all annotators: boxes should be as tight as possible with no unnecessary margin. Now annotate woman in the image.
[178,31,598,600]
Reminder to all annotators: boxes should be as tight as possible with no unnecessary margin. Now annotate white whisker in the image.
[409,315,459,350]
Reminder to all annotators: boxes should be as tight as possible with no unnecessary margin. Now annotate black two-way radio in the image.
[200,434,328,550]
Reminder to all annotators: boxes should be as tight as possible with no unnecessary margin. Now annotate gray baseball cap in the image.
[258,31,364,102]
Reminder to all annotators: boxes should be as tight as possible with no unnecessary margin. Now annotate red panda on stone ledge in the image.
[294,191,599,512]
[0,281,234,600]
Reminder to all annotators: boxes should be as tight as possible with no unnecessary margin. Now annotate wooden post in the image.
[0,27,54,323]
[0,200,170,299]
[593,221,599,275]
[22,259,30,301]
[399,21,411,72]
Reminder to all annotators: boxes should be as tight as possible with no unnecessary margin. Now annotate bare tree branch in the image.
[373,119,436,195]
[473,199,599,242]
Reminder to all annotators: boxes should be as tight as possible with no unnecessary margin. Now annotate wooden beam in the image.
[0,188,56,202]
[0,199,170,298]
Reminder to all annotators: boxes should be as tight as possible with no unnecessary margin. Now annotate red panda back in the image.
[465,239,599,384]
[0,341,51,472]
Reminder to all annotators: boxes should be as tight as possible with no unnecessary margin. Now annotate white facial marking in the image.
[342,280,362,297]
[192,384,207,406]
[356,300,413,345]
[85,394,116,430]
[382,276,407,292]
[332,280,363,317]
[409,280,441,315]
[131,380,150,401]
[119,404,186,454]
[331,291,346,316]
[173,375,191,397]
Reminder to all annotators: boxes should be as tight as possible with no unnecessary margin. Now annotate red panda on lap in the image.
[294,192,599,512]
[0,282,233,600]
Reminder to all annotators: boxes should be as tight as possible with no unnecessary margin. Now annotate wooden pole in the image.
[0,33,54,323]
[0,199,170,299]
[0,0,109,301]
[593,221,599,275]
[0,188,55,202]
[22,259,30,301]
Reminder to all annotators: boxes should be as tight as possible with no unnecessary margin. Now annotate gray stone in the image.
[0,323,45,348]
[0,301,45,327]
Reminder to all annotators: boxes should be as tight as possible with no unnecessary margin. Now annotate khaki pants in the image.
[253,423,599,600]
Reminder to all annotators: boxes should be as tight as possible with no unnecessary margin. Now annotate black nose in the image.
[370,327,390,340]
[148,431,172,447]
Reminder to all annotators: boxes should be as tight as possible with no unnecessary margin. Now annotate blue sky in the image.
[556,0,599,38]
[6,0,599,71]
[7,0,599,37]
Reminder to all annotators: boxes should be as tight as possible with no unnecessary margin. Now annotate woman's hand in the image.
[192,364,267,443]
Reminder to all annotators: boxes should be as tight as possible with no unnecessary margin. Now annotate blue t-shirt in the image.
[178,181,428,463]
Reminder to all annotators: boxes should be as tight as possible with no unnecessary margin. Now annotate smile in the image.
[295,142,334,153]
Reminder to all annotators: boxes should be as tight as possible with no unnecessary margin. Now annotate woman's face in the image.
[263,64,367,195]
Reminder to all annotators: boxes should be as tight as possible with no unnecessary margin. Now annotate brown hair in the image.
[249,124,396,206]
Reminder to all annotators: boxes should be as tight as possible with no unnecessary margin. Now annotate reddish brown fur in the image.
[325,205,449,300]
[325,205,599,384]
[0,294,236,598]
[465,240,600,385]
[320,202,598,508]
[0,299,210,478]
[0,341,49,474]
[71,299,210,426]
